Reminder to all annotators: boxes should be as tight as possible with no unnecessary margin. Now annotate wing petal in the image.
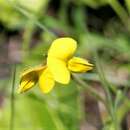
[39,68,55,93]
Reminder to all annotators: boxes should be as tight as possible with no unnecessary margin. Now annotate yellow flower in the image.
[18,37,93,94]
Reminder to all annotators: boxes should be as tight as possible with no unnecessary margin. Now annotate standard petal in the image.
[68,57,93,73]
[48,37,77,61]
[39,68,55,93]
[47,57,70,84]
[18,66,46,93]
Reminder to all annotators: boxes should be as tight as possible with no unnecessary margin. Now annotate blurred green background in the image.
[0,0,130,130]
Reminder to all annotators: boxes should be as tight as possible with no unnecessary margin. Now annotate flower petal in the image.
[48,37,77,61]
[68,57,93,73]
[47,57,70,84]
[20,66,46,77]
[39,68,55,93]
[18,66,46,93]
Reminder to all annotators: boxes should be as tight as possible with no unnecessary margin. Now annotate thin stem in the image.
[108,0,130,32]
[9,64,16,130]
[22,21,34,56]
[94,52,113,113]
[6,0,57,38]
[59,0,68,24]
[72,74,106,107]
[94,53,121,130]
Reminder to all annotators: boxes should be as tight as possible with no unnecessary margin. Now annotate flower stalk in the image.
[9,64,16,130]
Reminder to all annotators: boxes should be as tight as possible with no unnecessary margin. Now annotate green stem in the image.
[7,0,57,38]
[22,21,34,56]
[117,97,130,124]
[94,53,121,130]
[108,0,130,31]
[59,0,68,24]
[94,52,113,114]
[72,74,106,107]
[9,64,16,130]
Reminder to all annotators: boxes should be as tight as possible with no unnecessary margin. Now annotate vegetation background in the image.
[0,0,130,130]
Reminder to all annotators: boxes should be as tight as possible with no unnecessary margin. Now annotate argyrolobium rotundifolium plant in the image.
[18,37,93,93]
